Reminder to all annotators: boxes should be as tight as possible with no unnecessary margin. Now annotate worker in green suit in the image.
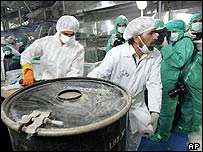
[149,19,194,142]
[173,13,202,135]
[18,35,31,54]
[184,12,202,39]
[105,15,129,52]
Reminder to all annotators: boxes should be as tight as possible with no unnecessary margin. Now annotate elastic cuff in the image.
[22,63,33,74]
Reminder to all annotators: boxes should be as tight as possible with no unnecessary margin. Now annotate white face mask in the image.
[117,27,126,33]
[60,34,71,44]
[138,36,151,54]
[5,50,11,55]
[191,22,202,32]
[170,32,179,42]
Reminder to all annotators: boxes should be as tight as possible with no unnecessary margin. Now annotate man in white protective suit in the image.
[20,15,84,86]
[87,16,162,151]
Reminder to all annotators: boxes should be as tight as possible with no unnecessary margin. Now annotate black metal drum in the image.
[1,77,131,151]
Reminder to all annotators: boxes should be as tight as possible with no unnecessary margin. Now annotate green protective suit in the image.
[18,35,29,42]
[2,45,12,55]
[18,43,31,54]
[18,36,30,54]
[105,15,128,52]
[173,48,202,134]
[184,13,202,38]
[2,45,20,60]
[150,20,195,142]
[173,13,202,134]
[154,45,162,51]
[155,19,164,29]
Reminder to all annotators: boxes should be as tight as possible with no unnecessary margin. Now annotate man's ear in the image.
[133,35,139,44]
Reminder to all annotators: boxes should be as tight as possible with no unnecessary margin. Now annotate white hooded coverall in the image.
[88,42,162,150]
[21,15,84,79]
[21,34,84,79]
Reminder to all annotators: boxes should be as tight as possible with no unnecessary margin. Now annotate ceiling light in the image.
[136,1,147,10]
[136,1,147,16]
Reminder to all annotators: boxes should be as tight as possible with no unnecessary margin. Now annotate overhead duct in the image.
[84,1,135,12]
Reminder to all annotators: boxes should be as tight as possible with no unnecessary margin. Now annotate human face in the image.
[61,31,75,37]
[60,31,75,44]
[139,28,158,48]
[191,18,202,32]
[192,18,202,23]
[117,23,126,34]
[117,23,126,27]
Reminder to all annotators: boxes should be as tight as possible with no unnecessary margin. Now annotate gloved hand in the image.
[150,112,159,133]
[22,64,35,86]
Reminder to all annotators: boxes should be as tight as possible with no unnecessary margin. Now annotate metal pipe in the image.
[47,27,52,36]
[23,1,32,13]
[2,21,6,31]
[162,2,165,12]
[16,1,22,25]
[141,10,143,17]
[43,9,47,21]
[62,1,66,15]
[158,1,161,19]
[38,26,43,39]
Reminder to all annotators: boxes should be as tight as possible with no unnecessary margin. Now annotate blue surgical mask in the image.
[117,27,126,33]
[191,22,202,32]
[170,32,179,42]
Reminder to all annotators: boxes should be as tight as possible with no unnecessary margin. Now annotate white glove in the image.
[150,112,159,133]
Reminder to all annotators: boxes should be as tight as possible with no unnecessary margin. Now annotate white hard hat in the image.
[123,16,156,40]
[56,15,79,33]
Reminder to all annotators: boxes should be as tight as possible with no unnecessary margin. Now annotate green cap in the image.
[115,15,129,26]
[189,12,202,25]
[114,15,129,33]
[2,46,12,53]
[155,19,164,29]
[165,19,186,32]
[18,36,29,42]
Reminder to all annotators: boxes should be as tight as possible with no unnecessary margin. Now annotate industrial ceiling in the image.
[1,1,202,38]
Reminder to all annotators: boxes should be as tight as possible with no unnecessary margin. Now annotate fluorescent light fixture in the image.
[101,1,111,7]
[136,1,147,10]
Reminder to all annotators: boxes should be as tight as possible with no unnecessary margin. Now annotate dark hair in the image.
[128,37,134,45]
